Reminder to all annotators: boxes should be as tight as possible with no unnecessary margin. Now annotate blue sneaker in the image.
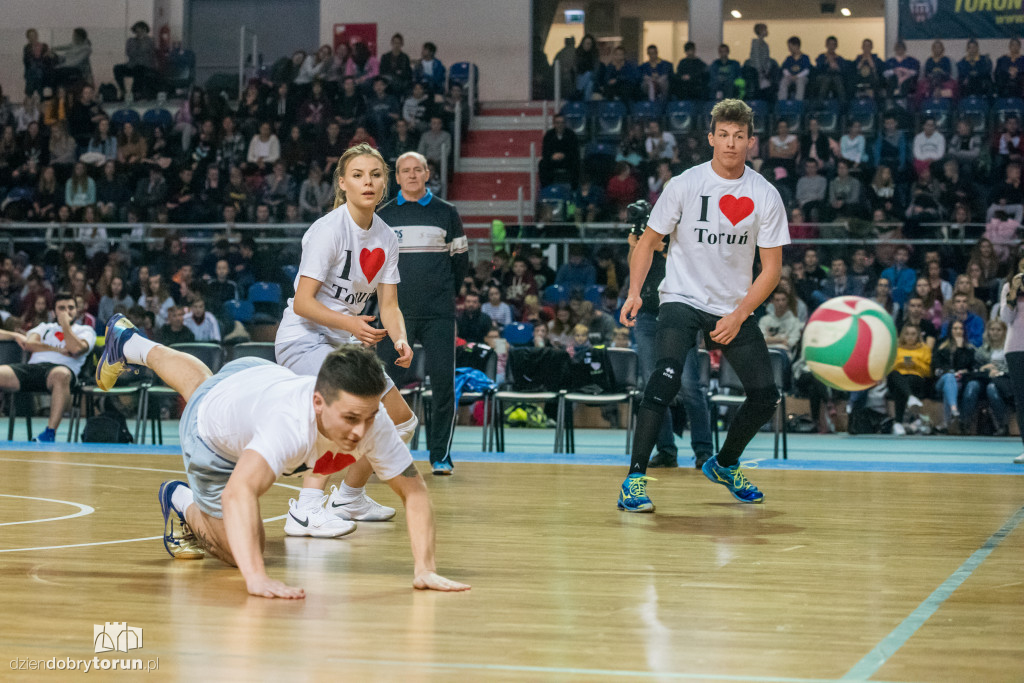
[431,459,454,476]
[701,455,764,503]
[158,480,204,560]
[96,313,140,391]
[617,473,656,512]
[33,428,56,443]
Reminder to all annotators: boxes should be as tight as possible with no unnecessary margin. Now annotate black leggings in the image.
[886,371,930,423]
[1006,352,1024,447]
[630,302,779,472]
[795,372,830,422]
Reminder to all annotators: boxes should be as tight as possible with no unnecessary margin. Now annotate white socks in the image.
[171,486,194,516]
[123,334,159,365]
[333,482,363,502]
[297,488,324,508]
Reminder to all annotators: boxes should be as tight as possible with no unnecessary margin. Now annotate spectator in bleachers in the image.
[418,115,452,169]
[948,119,982,177]
[114,21,159,100]
[367,77,401,140]
[555,244,596,297]
[158,304,195,345]
[606,161,640,215]
[941,292,985,346]
[64,161,95,210]
[647,160,673,204]
[800,116,836,172]
[644,119,676,164]
[502,256,538,313]
[295,45,332,94]
[914,276,944,329]
[539,114,579,188]
[345,42,380,93]
[957,39,993,98]
[573,300,615,343]
[815,255,865,306]
[47,122,73,172]
[675,42,707,101]
[601,46,640,102]
[298,161,331,221]
[278,124,311,173]
[166,166,202,223]
[77,206,109,258]
[828,159,864,220]
[247,121,280,171]
[849,247,878,293]
[995,38,1024,97]
[874,113,910,178]
[456,291,491,344]
[97,275,132,327]
[852,39,884,98]
[133,165,168,220]
[182,295,220,342]
[778,36,811,101]
[978,319,1011,435]
[67,85,103,148]
[117,121,147,167]
[481,285,514,327]
[139,273,174,327]
[595,247,626,290]
[51,28,92,89]
[899,295,939,348]
[759,288,802,359]
[0,292,95,441]
[22,29,50,98]
[380,33,412,95]
[314,120,345,173]
[839,120,869,174]
[881,245,917,305]
[575,34,600,102]
[946,274,989,320]
[924,39,953,83]
[403,82,431,134]
[989,155,1024,216]
[528,249,556,290]
[261,161,296,218]
[767,119,799,182]
[748,24,772,94]
[31,165,59,222]
[263,83,296,132]
[912,117,946,176]
[814,36,846,100]
[984,209,1021,262]
[336,76,366,142]
[933,319,982,434]
[884,40,920,98]
[347,124,377,150]
[270,50,304,87]
[708,43,741,100]
[640,44,672,102]
[796,158,827,218]
[86,118,116,164]
[548,303,574,349]
[15,94,42,134]
[297,79,333,135]
[888,323,932,435]
[203,259,239,314]
[414,42,446,93]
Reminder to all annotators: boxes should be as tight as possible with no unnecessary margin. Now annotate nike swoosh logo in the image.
[289,512,309,527]
[329,501,347,509]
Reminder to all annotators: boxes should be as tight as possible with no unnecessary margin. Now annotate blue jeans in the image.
[575,71,595,101]
[634,311,713,457]
[935,372,981,424]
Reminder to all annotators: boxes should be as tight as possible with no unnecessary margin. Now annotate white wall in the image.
[319,0,531,101]
[0,0,156,98]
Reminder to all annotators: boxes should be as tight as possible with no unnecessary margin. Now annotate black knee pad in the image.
[744,385,781,418]
[641,358,684,409]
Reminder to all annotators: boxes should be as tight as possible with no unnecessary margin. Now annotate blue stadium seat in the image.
[806,99,842,137]
[539,183,573,222]
[773,99,805,134]
[666,100,698,137]
[503,322,535,347]
[629,100,664,126]
[957,96,989,134]
[282,264,299,284]
[448,62,479,90]
[918,97,953,134]
[223,299,254,324]
[543,284,568,305]
[992,97,1024,127]
[560,101,589,139]
[582,141,617,185]
[748,100,770,138]
[583,284,605,306]
[848,98,878,137]
[165,49,196,97]
[595,101,627,141]
[247,282,282,303]
[700,100,717,130]
[141,108,172,133]
[110,108,141,132]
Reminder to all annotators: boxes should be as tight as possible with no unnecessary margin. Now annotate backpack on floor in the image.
[82,403,133,444]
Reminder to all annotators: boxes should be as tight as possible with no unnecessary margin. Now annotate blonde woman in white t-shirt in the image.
[275,143,421,538]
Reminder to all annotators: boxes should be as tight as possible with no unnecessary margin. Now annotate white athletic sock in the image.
[171,486,194,516]
[334,482,363,502]
[123,334,159,365]
[297,487,324,508]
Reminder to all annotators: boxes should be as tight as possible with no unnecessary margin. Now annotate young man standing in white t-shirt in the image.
[96,314,469,599]
[0,292,97,442]
[619,99,790,511]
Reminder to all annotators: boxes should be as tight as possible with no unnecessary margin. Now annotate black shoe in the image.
[648,451,678,468]
[694,452,712,470]
[994,425,1009,437]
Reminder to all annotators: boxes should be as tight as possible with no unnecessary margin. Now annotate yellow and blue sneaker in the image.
[96,313,139,391]
[159,480,204,560]
[701,455,764,503]
[617,473,656,512]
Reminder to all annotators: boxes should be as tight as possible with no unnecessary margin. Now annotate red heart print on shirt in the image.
[313,451,356,475]
[359,248,386,282]
[55,331,64,342]
[719,195,754,226]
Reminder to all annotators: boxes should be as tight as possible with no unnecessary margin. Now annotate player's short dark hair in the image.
[53,291,75,307]
[710,99,753,136]
[316,345,387,402]
[684,41,695,51]
[788,36,801,47]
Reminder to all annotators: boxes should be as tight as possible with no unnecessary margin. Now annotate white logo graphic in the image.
[93,623,143,653]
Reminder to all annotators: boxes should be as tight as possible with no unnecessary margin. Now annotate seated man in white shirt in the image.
[95,313,470,599]
[183,295,221,342]
[0,292,97,442]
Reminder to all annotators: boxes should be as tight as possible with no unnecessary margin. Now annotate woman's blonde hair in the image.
[332,143,389,209]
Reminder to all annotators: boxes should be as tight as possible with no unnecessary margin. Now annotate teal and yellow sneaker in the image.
[617,473,656,512]
[701,455,764,503]
[96,313,138,391]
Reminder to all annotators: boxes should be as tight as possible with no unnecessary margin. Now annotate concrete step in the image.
[470,115,548,131]
[458,156,534,172]
[452,199,528,217]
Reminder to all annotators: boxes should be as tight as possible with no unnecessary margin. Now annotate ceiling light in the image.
[731,9,742,18]
[840,7,852,15]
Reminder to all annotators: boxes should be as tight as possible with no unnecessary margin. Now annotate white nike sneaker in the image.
[1014,453,1024,464]
[283,497,357,538]
[326,485,396,521]
[892,422,906,436]
[907,395,924,410]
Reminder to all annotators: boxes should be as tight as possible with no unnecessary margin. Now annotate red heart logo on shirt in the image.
[55,331,64,342]
[313,451,356,475]
[719,195,754,226]
[359,248,386,282]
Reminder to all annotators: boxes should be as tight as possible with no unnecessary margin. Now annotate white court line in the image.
[0,455,299,553]
[0,494,95,526]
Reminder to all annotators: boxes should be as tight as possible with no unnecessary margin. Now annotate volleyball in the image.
[802,296,898,392]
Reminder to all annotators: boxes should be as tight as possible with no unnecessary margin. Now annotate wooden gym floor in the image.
[0,445,1022,682]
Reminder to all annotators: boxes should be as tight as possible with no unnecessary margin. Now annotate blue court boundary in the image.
[5,441,1023,475]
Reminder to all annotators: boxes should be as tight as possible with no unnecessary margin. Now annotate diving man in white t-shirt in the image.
[96,313,469,599]
[618,99,791,511]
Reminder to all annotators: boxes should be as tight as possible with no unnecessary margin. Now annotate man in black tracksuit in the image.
[377,151,468,475]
